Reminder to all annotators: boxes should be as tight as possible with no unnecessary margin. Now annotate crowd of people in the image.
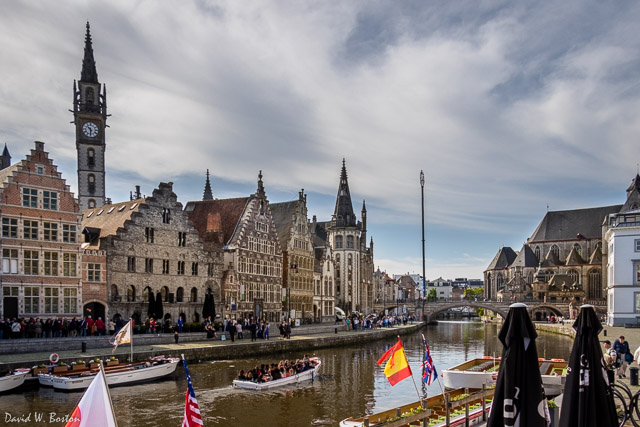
[222,317,272,342]
[236,355,317,383]
[345,314,415,331]
[0,316,114,339]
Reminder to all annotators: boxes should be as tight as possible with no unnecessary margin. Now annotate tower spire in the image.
[333,158,356,226]
[203,169,213,200]
[81,22,99,83]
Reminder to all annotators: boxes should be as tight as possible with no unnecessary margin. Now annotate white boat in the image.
[42,357,180,391]
[442,357,567,396]
[232,358,321,391]
[0,369,31,393]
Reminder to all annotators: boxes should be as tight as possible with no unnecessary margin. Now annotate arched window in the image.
[572,243,582,257]
[161,286,169,301]
[190,287,198,303]
[176,287,184,303]
[111,284,119,301]
[544,270,554,282]
[551,245,560,259]
[589,269,602,299]
[143,286,152,301]
[534,246,541,261]
[347,236,354,248]
[335,236,343,249]
[88,174,96,194]
[335,254,340,263]
[526,271,534,284]
[127,285,136,302]
[87,148,95,167]
[568,269,579,285]
[496,273,504,290]
[88,199,96,209]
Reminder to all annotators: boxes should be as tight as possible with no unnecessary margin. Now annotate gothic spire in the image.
[203,169,213,200]
[333,158,356,227]
[81,22,99,83]
[257,170,265,197]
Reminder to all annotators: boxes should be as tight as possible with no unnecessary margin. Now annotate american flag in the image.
[182,358,204,427]
[421,335,437,385]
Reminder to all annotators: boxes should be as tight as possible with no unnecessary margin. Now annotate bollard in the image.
[81,341,86,353]
[630,367,639,386]
[335,328,338,334]
[603,329,607,337]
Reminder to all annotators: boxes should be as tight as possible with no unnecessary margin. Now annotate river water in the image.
[1,321,574,426]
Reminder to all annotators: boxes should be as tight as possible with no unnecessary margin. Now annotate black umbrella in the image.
[487,303,550,427]
[210,294,216,320]
[155,291,164,321]
[558,304,618,427]
[202,293,210,320]
[147,290,156,318]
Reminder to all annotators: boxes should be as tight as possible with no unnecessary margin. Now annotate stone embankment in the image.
[0,322,425,371]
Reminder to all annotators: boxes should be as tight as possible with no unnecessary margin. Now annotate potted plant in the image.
[547,399,559,427]
[106,356,119,367]
[72,360,86,371]
[52,362,68,373]
[32,364,48,376]
[89,359,101,369]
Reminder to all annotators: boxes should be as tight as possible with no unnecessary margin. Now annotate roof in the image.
[528,205,622,242]
[311,220,329,247]
[184,198,249,246]
[269,200,299,249]
[0,163,20,187]
[486,247,517,271]
[565,246,585,265]
[81,199,145,248]
[512,245,538,268]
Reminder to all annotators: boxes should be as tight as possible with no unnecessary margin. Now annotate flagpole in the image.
[99,361,119,427]
[129,319,133,363]
[422,334,446,397]
[399,335,423,406]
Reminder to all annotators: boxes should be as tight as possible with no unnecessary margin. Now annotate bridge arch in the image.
[424,302,509,323]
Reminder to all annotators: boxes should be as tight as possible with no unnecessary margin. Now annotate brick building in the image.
[1,141,84,320]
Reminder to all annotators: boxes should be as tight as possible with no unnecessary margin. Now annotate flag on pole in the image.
[182,358,204,427]
[65,368,117,427]
[110,320,132,353]
[377,337,413,386]
[421,336,438,385]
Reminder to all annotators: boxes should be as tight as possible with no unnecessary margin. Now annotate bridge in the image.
[396,299,607,323]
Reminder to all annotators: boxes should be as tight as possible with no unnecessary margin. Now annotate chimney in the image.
[135,185,141,199]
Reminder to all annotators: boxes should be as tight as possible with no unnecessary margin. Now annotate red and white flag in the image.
[65,369,117,427]
[182,358,204,427]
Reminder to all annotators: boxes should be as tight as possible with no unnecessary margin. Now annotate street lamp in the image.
[420,170,426,320]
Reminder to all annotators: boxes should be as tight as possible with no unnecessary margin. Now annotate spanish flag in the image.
[377,337,412,386]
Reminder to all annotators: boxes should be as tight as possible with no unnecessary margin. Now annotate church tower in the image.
[74,22,107,211]
[203,169,213,200]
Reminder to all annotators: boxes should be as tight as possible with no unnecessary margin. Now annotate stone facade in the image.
[0,141,83,320]
[372,269,397,314]
[82,182,216,324]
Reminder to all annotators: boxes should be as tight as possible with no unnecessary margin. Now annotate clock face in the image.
[82,122,99,138]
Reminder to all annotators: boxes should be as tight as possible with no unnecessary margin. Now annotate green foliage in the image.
[464,287,483,299]
[428,289,437,300]
[477,307,484,316]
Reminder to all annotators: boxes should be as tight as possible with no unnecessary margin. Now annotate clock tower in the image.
[74,22,107,211]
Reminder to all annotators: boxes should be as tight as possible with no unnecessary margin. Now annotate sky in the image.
[1,1,640,281]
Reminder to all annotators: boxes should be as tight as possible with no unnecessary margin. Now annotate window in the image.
[190,287,198,302]
[63,253,77,276]
[24,287,39,313]
[23,219,38,239]
[162,208,171,224]
[162,259,170,275]
[551,245,560,259]
[43,222,58,241]
[43,191,57,210]
[88,199,96,209]
[636,239,640,252]
[63,224,77,243]
[568,269,579,285]
[176,287,184,302]
[636,263,640,286]
[64,288,77,313]
[127,285,136,302]
[2,218,17,238]
[145,227,155,243]
[88,148,95,167]
[22,188,37,207]
[43,252,59,276]
[88,263,101,281]
[208,263,214,277]
[177,261,185,275]
[589,269,601,299]
[335,235,343,249]
[2,249,18,274]
[145,258,153,274]
[127,256,136,272]
[572,243,582,256]
[88,174,96,194]
[178,232,186,247]
[191,262,198,276]
[3,286,18,297]
[24,250,39,275]
[347,235,354,249]
[44,288,59,314]
[37,166,44,175]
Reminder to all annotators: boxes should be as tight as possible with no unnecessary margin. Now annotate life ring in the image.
[49,353,59,364]
[551,358,564,362]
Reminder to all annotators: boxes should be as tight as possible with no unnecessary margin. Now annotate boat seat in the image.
[539,362,551,375]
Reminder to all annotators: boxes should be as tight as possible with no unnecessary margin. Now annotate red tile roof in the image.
[185,198,249,245]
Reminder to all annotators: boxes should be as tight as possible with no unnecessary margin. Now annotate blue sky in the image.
[1,1,640,280]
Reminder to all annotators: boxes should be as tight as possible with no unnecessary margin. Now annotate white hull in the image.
[233,359,321,391]
[340,406,490,427]
[0,370,29,393]
[50,360,180,390]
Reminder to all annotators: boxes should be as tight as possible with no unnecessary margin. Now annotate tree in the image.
[464,287,483,300]
[427,289,437,301]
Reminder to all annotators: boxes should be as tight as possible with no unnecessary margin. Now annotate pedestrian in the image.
[250,319,257,342]
[264,322,269,340]
[174,330,180,344]
[177,316,183,333]
[226,320,236,342]
[614,335,631,378]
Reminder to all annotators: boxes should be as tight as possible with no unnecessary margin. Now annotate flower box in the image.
[52,366,68,373]
[89,363,100,370]
[106,361,119,367]
[32,367,48,376]
[72,364,86,371]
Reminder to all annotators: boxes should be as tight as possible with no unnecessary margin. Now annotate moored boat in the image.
[340,387,494,427]
[232,358,321,391]
[442,357,567,396]
[40,356,180,391]
[0,368,31,393]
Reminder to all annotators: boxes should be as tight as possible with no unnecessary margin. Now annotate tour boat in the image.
[340,387,493,427]
[232,358,321,391]
[0,368,31,393]
[442,357,567,396]
[39,356,180,391]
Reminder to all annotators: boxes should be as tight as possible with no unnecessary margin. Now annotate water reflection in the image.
[2,321,574,426]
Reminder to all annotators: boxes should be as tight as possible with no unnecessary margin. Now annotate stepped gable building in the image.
[310,215,336,322]
[81,182,213,324]
[270,190,315,322]
[185,172,283,322]
[0,141,83,320]
[484,186,628,307]
[74,23,108,212]
[604,174,640,326]
[311,160,375,314]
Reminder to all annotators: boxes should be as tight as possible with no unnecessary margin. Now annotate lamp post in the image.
[420,170,426,321]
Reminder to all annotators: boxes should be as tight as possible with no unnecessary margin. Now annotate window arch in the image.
[496,273,504,290]
[190,287,198,303]
[568,269,579,285]
[176,287,184,303]
[550,245,560,259]
[589,269,602,299]
[88,174,96,194]
[87,148,95,167]
[526,271,534,284]
[127,285,136,302]
[161,286,169,301]
[143,286,152,301]
[572,243,582,257]
[534,246,541,261]
[111,284,119,301]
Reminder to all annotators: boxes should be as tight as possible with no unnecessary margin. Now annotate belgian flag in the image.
[377,337,413,386]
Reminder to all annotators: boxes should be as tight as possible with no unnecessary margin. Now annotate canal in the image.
[1,321,574,426]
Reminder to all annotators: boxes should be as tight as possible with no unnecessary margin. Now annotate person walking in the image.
[614,335,631,378]
[249,319,257,342]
